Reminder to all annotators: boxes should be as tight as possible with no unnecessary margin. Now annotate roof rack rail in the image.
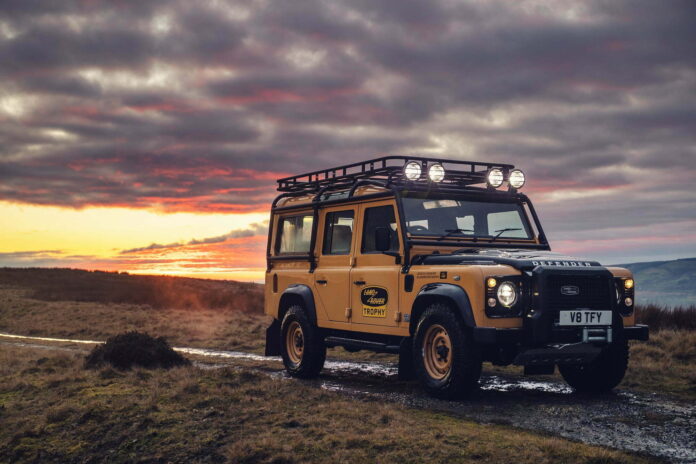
[276,155,514,193]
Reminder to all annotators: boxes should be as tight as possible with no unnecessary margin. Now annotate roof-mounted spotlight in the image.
[403,161,422,180]
[487,168,504,188]
[428,163,445,182]
[508,169,525,189]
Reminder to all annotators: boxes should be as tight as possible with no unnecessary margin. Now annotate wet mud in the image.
[2,333,694,463]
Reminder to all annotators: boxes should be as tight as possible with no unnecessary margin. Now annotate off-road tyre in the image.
[413,304,482,399]
[559,339,629,393]
[280,305,326,379]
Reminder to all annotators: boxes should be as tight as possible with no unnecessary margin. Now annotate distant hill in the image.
[0,268,264,313]
[615,258,696,308]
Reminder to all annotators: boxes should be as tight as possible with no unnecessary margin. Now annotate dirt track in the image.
[2,332,694,463]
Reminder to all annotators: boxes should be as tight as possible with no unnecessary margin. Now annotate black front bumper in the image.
[473,324,649,345]
[473,324,648,366]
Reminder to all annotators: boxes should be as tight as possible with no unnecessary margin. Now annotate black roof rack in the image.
[276,155,514,193]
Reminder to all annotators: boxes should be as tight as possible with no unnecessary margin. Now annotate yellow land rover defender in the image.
[264,156,649,399]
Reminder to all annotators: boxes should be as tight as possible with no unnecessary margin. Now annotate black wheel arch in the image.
[410,283,476,334]
[278,284,318,325]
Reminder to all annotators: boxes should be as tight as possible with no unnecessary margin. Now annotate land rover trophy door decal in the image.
[360,286,389,318]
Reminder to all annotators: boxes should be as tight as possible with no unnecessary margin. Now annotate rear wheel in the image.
[280,305,326,378]
[413,304,481,399]
[559,339,629,393]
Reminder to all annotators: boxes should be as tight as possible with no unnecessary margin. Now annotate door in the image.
[350,201,402,327]
[313,207,356,322]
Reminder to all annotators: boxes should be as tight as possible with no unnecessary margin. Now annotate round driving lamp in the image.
[403,161,422,180]
[487,168,504,188]
[497,281,517,307]
[428,163,445,182]
[508,169,525,189]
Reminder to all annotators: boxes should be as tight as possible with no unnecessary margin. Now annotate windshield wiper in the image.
[439,228,474,240]
[490,228,521,242]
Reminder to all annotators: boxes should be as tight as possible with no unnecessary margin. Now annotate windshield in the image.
[401,197,534,241]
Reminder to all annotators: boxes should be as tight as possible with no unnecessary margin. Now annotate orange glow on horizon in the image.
[0,201,268,281]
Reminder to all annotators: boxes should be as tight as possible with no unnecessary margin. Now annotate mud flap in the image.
[265,319,281,356]
[398,337,416,380]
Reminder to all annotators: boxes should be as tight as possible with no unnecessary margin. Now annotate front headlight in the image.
[497,282,517,307]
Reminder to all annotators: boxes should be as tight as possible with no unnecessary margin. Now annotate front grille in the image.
[544,274,612,311]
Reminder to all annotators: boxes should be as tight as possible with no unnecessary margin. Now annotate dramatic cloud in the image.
[120,221,268,253]
[1,0,695,265]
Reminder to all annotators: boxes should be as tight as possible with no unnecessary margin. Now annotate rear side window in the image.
[362,205,399,253]
[276,214,313,254]
[322,210,354,255]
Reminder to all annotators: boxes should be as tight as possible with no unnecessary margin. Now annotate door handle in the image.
[316,279,328,285]
[353,280,366,286]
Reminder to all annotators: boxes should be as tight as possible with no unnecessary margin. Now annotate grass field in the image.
[0,268,694,399]
[0,344,657,464]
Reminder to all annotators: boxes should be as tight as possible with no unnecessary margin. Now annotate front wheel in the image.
[413,304,482,399]
[559,339,629,393]
[280,305,326,379]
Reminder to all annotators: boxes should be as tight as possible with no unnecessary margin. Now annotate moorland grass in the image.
[0,345,656,464]
[1,270,694,399]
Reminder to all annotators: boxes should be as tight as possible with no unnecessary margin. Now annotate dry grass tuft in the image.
[84,332,189,370]
[635,304,696,331]
[623,330,696,398]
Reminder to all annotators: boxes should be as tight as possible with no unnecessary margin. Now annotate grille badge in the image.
[560,285,580,296]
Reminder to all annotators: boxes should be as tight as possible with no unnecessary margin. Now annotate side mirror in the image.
[374,227,391,252]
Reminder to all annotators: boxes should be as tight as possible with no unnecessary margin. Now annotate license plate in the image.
[559,310,612,326]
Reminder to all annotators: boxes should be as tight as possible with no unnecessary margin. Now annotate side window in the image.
[276,214,313,254]
[322,210,354,255]
[362,205,399,253]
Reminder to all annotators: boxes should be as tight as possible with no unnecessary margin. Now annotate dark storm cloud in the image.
[120,221,268,254]
[1,0,695,261]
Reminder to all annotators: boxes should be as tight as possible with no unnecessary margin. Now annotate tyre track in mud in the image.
[1,333,694,463]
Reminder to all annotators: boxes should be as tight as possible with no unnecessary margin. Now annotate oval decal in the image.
[360,286,388,318]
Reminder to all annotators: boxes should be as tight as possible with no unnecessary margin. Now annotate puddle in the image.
[0,340,88,353]
[0,332,102,345]
[481,375,574,394]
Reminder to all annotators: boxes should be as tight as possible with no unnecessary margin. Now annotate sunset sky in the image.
[1,0,695,282]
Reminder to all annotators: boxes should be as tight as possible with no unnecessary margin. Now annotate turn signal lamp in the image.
[509,169,525,189]
[624,279,634,289]
[487,277,497,288]
[487,168,504,188]
[403,161,422,180]
[428,163,445,182]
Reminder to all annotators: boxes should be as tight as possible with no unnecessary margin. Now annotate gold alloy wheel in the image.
[422,324,453,380]
[285,321,304,365]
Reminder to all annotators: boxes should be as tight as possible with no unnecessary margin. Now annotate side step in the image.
[324,336,401,354]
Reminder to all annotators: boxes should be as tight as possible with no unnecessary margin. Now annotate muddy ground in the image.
[1,332,694,463]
